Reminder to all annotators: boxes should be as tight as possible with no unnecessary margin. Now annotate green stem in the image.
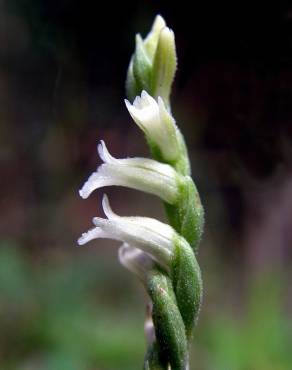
[146,270,188,370]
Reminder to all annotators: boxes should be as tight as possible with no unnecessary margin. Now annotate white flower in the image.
[125,91,180,162]
[79,140,180,204]
[78,194,176,269]
[118,243,155,281]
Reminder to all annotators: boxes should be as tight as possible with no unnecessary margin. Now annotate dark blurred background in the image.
[1,1,292,369]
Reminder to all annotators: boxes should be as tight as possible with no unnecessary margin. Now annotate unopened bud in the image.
[151,27,177,107]
[126,15,177,106]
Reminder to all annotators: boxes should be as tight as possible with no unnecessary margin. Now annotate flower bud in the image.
[151,27,177,106]
[126,15,177,105]
[125,91,180,163]
[143,15,166,58]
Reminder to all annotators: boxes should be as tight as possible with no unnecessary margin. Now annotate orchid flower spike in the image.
[79,140,181,204]
[77,15,204,370]
[125,90,181,162]
[78,194,182,270]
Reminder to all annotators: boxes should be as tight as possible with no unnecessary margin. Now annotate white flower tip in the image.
[102,194,118,220]
[79,224,111,244]
[124,98,131,109]
[157,96,164,107]
[162,26,173,35]
[125,91,158,120]
[133,95,141,108]
[79,188,88,199]
[97,140,116,164]
[79,172,101,199]
[152,15,166,32]
[133,95,142,108]
[125,99,138,119]
[140,90,157,107]
[97,140,105,159]
[77,233,88,246]
[160,26,174,42]
[135,33,143,45]
[141,90,149,100]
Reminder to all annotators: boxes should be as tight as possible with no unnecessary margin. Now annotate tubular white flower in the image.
[79,140,180,204]
[118,243,155,281]
[78,194,176,269]
[125,90,180,161]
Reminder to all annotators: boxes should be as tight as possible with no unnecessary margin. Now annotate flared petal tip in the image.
[101,194,118,220]
[77,233,88,246]
[141,90,150,100]
[79,188,88,199]
[97,140,117,164]
[124,98,133,113]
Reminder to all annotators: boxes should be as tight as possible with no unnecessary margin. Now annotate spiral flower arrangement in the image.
[78,15,204,370]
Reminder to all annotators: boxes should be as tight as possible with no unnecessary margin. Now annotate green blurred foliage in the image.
[0,242,145,370]
[192,276,292,370]
[0,242,291,370]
